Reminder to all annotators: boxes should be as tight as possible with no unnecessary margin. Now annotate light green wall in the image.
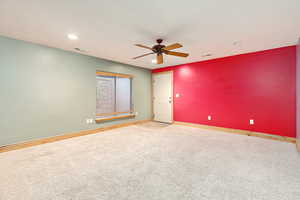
[0,36,152,146]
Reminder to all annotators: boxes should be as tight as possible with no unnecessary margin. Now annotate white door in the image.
[153,71,173,123]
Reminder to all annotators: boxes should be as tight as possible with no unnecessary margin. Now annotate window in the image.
[96,71,134,122]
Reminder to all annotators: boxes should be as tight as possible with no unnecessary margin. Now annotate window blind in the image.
[96,72,133,120]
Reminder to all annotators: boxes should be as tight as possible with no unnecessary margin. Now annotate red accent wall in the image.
[153,46,296,138]
[297,40,300,141]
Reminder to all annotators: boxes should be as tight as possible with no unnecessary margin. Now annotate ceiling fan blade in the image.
[132,52,155,59]
[135,44,153,51]
[157,54,163,64]
[163,43,183,51]
[164,50,189,57]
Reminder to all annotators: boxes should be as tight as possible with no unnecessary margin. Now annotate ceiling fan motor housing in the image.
[152,44,166,54]
[133,39,188,63]
[152,39,165,54]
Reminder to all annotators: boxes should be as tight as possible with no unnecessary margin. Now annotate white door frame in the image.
[152,71,173,123]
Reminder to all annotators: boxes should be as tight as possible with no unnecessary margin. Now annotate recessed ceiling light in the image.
[151,59,157,64]
[68,34,78,40]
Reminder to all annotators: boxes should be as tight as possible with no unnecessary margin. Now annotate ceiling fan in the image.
[133,39,189,64]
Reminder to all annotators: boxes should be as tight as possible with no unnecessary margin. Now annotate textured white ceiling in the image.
[0,0,300,69]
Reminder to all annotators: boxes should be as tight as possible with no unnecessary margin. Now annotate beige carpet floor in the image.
[0,122,300,200]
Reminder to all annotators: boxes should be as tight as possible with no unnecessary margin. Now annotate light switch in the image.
[250,119,254,125]
[208,116,212,120]
[175,93,180,98]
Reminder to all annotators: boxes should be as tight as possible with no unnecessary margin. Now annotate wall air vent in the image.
[202,54,212,57]
[74,48,86,52]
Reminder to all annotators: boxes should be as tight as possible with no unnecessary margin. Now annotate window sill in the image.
[95,114,136,123]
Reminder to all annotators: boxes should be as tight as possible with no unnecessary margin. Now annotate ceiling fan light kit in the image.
[133,39,189,64]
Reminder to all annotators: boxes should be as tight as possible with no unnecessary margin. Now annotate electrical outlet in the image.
[86,118,94,124]
[208,115,212,120]
[250,119,254,125]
